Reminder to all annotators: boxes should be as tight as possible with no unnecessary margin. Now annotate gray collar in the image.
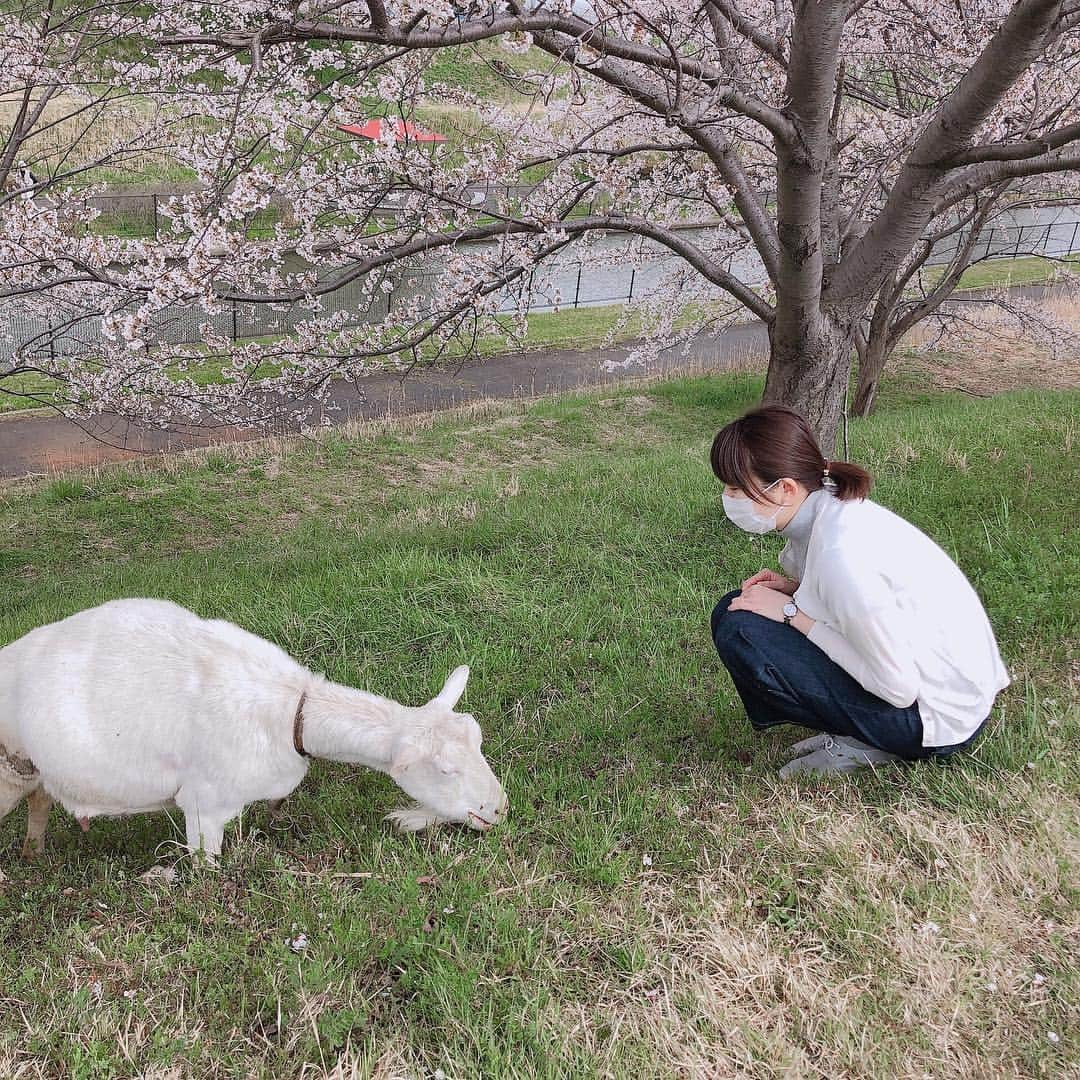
[780,486,832,547]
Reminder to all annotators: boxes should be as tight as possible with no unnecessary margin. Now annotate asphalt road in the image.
[0,321,770,479]
[0,280,1062,480]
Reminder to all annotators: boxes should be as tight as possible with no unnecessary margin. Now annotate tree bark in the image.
[851,328,890,418]
[763,1,849,450]
[763,308,854,454]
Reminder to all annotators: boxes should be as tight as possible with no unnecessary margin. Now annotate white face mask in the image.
[722,479,784,534]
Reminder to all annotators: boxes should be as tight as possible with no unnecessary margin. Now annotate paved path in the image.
[0,322,770,479]
[0,280,1061,480]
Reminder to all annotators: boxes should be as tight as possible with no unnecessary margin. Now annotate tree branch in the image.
[829,0,1064,302]
[520,29,783,283]
[934,150,1080,214]
[366,0,389,32]
[223,212,774,320]
[939,120,1080,166]
[706,0,788,67]
[888,192,1007,343]
[160,13,794,138]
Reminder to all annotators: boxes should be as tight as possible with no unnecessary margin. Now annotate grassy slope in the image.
[948,255,1080,289]
[68,44,555,195]
[0,372,1077,1078]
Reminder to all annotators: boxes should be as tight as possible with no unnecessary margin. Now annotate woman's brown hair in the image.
[710,405,872,502]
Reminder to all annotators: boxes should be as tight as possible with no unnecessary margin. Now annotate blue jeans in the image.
[710,590,984,760]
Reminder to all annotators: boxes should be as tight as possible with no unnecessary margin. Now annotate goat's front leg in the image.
[180,803,231,867]
[21,787,52,860]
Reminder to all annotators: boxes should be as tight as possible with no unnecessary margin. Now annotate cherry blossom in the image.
[0,1,1077,442]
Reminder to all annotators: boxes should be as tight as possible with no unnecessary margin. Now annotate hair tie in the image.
[822,461,837,489]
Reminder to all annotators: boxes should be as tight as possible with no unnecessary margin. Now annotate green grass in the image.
[951,254,1080,290]
[0,372,1077,1077]
[81,161,201,192]
[0,371,60,414]
[423,43,566,102]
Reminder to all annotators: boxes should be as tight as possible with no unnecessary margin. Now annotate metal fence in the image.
[4,213,1079,367]
[86,184,561,236]
[925,216,1080,267]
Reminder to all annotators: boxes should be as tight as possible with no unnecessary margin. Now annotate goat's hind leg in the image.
[22,787,52,860]
[0,769,38,877]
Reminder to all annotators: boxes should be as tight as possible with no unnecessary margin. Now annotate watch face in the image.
[783,602,798,618]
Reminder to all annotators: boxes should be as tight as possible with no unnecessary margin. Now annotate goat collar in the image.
[293,692,310,758]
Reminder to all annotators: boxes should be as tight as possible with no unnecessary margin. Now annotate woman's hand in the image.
[728,583,790,622]
[740,568,798,595]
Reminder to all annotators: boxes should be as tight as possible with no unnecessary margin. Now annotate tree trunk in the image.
[851,328,892,417]
[764,310,855,455]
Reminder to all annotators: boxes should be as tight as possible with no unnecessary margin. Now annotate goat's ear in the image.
[433,664,470,710]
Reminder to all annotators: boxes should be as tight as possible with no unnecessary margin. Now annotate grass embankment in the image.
[3,43,557,198]
[0,370,1076,1078]
[949,254,1080,289]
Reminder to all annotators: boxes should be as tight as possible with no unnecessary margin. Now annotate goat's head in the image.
[385,665,508,833]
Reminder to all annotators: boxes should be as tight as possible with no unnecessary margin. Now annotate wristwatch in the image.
[782,600,799,626]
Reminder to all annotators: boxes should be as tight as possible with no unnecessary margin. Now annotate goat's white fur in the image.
[0,599,507,863]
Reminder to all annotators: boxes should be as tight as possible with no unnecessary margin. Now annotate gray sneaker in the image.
[788,732,893,757]
[779,735,904,778]
[788,732,833,756]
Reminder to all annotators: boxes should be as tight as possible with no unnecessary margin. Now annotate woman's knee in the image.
[711,590,753,656]
[711,590,739,636]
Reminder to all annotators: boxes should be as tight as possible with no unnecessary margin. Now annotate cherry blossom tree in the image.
[0,2,261,431]
[848,184,1080,416]
[3,1,1079,445]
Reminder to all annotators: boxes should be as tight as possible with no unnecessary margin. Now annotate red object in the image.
[337,119,448,143]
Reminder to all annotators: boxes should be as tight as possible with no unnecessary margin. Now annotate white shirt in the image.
[778,489,1010,747]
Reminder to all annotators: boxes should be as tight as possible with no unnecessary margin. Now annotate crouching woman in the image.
[708,405,1010,777]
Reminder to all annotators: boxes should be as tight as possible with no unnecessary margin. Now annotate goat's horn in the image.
[434,665,470,709]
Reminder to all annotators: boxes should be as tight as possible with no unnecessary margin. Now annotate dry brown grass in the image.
[538,780,1077,1079]
[0,368,693,497]
[899,287,1080,396]
[0,92,181,177]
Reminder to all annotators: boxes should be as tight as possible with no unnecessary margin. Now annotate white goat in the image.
[0,599,507,863]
